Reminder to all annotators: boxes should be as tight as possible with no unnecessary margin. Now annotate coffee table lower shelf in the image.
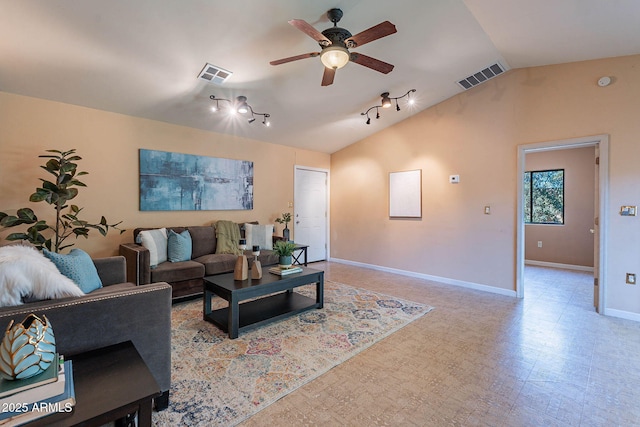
[204,291,317,336]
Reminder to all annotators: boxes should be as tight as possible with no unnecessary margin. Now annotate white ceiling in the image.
[1,0,640,154]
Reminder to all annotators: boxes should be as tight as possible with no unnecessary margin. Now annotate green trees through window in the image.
[524,169,564,224]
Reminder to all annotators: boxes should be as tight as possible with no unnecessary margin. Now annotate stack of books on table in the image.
[269,266,303,276]
[0,355,75,426]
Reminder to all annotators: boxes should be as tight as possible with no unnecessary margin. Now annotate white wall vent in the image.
[198,63,233,85]
[457,62,506,90]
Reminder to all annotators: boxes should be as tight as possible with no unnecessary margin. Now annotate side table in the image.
[27,341,161,427]
[291,244,309,266]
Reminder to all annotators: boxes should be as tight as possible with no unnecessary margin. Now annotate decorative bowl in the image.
[0,314,56,380]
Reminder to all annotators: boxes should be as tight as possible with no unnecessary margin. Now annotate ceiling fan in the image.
[270,8,397,86]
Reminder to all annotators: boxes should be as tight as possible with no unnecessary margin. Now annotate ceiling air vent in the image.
[198,63,233,85]
[457,62,506,90]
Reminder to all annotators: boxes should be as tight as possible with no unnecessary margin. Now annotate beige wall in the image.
[0,92,330,257]
[525,147,595,267]
[331,54,640,316]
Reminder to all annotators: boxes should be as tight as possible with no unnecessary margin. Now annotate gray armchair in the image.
[0,256,172,410]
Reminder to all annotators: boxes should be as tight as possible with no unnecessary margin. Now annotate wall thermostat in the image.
[598,76,611,87]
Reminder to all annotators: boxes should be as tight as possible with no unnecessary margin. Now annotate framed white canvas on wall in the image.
[389,169,422,218]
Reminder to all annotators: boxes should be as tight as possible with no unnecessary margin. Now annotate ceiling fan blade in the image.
[289,19,331,45]
[346,21,397,48]
[350,53,394,74]
[270,52,319,66]
[321,67,336,86]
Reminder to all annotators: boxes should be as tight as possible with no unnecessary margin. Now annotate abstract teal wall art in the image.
[139,149,253,211]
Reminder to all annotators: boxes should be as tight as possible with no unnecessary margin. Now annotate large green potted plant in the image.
[0,149,124,252]
[272,240,297,268]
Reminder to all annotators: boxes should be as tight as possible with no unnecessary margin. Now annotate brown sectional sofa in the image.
[119,224,279,300]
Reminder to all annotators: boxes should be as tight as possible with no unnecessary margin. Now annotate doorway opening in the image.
[516,135,609,314]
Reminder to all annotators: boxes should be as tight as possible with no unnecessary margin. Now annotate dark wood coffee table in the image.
[203,267,324,339]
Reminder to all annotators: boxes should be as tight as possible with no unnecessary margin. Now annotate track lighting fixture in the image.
[209,95,271,126]
[361,89,416,125]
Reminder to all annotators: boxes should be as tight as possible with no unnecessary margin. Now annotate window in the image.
[524,169,564,224]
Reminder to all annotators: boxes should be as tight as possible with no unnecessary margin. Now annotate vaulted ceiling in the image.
[2,0,640,153]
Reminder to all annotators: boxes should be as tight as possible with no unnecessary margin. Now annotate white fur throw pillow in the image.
[0,245,85,307]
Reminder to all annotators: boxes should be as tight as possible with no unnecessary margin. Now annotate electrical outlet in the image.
[626,273,636,285]
[537,241,542,248]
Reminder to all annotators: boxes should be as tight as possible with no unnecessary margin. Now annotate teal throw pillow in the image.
[167,229,192,262]
[43,248,103,293]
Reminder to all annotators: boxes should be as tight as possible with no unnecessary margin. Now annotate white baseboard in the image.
[602,308,640,322]
[525,260,594,272]
[329,257,517,297]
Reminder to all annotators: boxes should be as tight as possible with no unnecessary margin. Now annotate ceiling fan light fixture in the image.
[320,45,350,70]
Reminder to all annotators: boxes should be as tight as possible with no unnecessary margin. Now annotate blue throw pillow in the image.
[167,229,192,262]
[43,248,103,293]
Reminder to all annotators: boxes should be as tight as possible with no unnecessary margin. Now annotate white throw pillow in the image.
[244,223,274,250]
[0,245,85,307]
[136,228,168,268]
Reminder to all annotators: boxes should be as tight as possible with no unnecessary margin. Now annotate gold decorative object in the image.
[0,314,56,380]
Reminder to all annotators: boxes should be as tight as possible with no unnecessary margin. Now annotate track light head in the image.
[236,96,249,114]
[248,117,256,123]
[381,92,391,108]
[366,117,371,125]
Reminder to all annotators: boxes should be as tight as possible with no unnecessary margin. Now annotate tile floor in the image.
[239,261,640,427]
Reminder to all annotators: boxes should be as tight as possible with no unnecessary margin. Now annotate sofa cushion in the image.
[256,250,279,267]
[137,228,168,268]
[187,226,216,259]
[244,223,274,250]
[150,260,205,284]
[167,230,192,262]
[194,253,239,276]
[44,248,103,293]
[85,282,136,296]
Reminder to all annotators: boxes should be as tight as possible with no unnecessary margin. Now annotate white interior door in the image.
[294,167,328,262]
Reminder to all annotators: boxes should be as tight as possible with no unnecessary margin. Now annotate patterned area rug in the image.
[152,280,433,426]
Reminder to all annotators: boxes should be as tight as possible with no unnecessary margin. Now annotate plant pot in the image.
[279,255,292,268]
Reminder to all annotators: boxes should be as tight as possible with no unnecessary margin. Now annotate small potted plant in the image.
[272,240,297,268]
[275,212,292,241]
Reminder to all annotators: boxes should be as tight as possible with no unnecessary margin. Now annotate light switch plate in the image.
[449,175,460,184]
[620,206,637,216]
